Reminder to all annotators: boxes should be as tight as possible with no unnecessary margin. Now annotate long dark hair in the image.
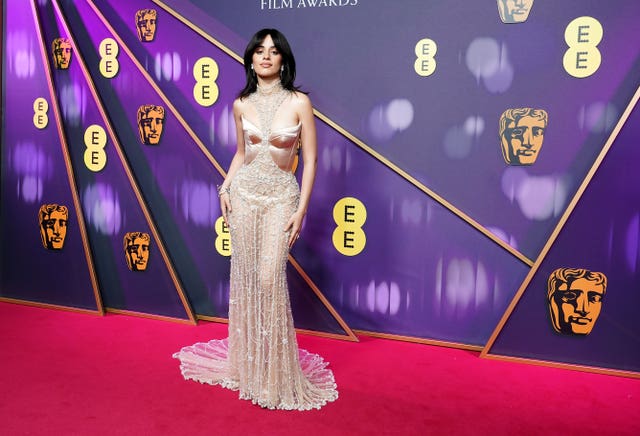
[238,28,302,99]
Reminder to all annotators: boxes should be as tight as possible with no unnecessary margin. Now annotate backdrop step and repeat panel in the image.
[1,0,104,313]
[2,0,639,361]
[484,92,640,374]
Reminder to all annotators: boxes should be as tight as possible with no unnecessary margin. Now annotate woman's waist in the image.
[232,165,298,191]
[244,146,297,172]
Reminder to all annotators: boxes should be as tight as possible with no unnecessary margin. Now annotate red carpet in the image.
[1,301,638,435]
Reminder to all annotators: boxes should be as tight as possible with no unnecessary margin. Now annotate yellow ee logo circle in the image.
[193,57,219,107]
[332,197,366,256]
[214,216,231,256]
[414,38,437,77]
[563,16,603,78]
[99,38,119,79]
[83,124,107,172]
[33,97,49,129]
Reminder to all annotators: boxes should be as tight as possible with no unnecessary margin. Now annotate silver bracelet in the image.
[217,185,230,197]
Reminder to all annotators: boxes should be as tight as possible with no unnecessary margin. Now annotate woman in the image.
[173,29,338,411]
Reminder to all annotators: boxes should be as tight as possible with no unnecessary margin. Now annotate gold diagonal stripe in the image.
[150,0,533,267]
[481,84,640,357]
[53,0,196,324]
[87,0,356,339]
[30,0,104,314]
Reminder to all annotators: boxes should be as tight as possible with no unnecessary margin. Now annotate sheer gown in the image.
[173,85,338,410]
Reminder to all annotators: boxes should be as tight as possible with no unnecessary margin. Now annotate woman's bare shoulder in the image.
[290,91,312,113]
[233,97,247,115]
[291,91,311,104]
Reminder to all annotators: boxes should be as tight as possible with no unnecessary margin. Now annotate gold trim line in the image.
[354,329,483,351]
[0,297,102,316]
[483,354,640,380]
[106,308,195,324]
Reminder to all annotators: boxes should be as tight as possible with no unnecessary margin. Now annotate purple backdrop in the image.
[1,0,98,311]
[2,0,639,361]
[488,94,640,372]
[36,0,191,319]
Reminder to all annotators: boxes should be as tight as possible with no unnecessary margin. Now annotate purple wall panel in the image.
[1,0,97,310]
[60,0,349,334]
[88,0,531,343]
[149,0,639,346]
[489,97,640,372]
[172,0,640,259]
[298,117,530,343]
[67,0,230,318]
[35,0,190,319]
[2,0,639,355]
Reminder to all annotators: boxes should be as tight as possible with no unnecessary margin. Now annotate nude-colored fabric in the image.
[173,85,338,410]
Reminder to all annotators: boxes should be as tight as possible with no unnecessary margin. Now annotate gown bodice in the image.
[242,115,301,172]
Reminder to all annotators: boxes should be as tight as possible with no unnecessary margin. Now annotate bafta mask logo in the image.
[137,105,165,145]
[547,268,607,336]
[124,232,150,271]
[52,37,72,70]
[136,9,157,42]
[39,204,69,250]
[497,0,534,24]
[499,108,548,165]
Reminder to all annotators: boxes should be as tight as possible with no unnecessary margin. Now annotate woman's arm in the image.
[285,93,317,247]
[219,98,246,224]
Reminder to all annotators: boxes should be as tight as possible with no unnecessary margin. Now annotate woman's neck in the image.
[256,80,283,95]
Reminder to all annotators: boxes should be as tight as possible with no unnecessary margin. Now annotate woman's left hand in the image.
[284,210,305,248]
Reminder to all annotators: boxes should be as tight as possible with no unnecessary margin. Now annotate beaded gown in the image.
[173,85,338,410]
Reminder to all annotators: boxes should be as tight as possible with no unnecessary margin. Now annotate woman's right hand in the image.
[220,192,231,225]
